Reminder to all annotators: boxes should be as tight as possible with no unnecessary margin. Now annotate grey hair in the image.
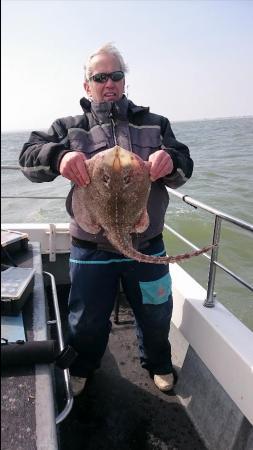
[84,43,128,81]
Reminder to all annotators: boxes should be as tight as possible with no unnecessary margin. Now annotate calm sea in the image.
[1,117,253,330]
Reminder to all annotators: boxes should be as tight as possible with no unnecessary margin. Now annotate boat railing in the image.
[165,187,253,307]
[1,165,253,308]
[43,271,73,424]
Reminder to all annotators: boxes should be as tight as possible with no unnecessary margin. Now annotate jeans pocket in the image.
[139,273,172,305]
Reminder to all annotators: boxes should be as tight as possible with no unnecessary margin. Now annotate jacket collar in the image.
[80,95,149,122]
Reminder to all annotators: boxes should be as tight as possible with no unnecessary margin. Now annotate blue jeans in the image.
[67,237,173,377]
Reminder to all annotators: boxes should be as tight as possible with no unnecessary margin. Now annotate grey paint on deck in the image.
[56,298,206,450]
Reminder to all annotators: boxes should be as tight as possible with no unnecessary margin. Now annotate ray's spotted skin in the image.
[72,146,213,264]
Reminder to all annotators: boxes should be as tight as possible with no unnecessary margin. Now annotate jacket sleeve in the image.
[19,119,71,183]
[160,118,193,188]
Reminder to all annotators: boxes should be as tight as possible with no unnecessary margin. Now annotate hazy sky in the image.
[2,0,253,131]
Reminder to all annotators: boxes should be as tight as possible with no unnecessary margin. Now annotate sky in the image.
[2,0,253,131]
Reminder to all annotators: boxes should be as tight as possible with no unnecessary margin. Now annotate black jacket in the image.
[19,95,193,243]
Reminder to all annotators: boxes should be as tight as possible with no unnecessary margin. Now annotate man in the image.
[19,43,193,396]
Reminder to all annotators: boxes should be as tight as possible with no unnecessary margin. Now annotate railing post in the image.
[49,223,56,262]
[204,215,222,307]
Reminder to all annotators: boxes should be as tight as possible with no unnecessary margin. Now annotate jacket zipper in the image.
[110,115,133,152]
[110,115,118,146]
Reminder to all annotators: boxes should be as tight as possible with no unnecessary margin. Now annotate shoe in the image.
[70,376,87,396]
[154,373,174,392]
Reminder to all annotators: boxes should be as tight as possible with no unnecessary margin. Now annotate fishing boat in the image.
[1,169,253,449]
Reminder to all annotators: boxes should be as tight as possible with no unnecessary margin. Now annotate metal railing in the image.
[1,165,66,199]
[165,187,253,307]
[43,271,73,424]
[1,165,253,307]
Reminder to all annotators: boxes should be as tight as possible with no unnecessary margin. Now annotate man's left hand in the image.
[148,150,174,181]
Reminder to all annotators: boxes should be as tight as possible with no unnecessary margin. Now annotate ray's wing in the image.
[72,185,101,234]
[133,209,150,233]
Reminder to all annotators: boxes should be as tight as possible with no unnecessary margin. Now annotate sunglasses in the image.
[89,71,124,83]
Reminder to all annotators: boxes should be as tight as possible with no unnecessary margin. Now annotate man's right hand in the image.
[59,151,90,187]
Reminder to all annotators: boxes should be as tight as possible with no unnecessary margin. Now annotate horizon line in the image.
[1,114,253,133]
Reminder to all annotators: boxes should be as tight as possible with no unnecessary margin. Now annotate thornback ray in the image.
[72,146,213,264]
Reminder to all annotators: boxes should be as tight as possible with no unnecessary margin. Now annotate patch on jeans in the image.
[139,273,172,305]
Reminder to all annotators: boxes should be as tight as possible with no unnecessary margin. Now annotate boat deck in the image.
[55,288,206,450]
[1,243,57,450]
[1,241,207,449]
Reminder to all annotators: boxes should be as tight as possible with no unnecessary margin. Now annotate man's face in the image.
[84,53,125,103]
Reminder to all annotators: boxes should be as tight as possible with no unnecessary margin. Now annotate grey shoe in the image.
[154,373,174,392]
[70,376,87,396]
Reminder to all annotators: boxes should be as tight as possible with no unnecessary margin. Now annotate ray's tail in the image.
[107,231,214,265]
[120,243,214,264]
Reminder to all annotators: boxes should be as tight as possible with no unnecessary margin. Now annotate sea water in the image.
[1,117,253,329]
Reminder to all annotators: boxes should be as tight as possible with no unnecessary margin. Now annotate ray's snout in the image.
[103,146,137,172]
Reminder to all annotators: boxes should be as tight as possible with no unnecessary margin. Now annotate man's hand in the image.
[148,150,174,181]
[59,151,90,187]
